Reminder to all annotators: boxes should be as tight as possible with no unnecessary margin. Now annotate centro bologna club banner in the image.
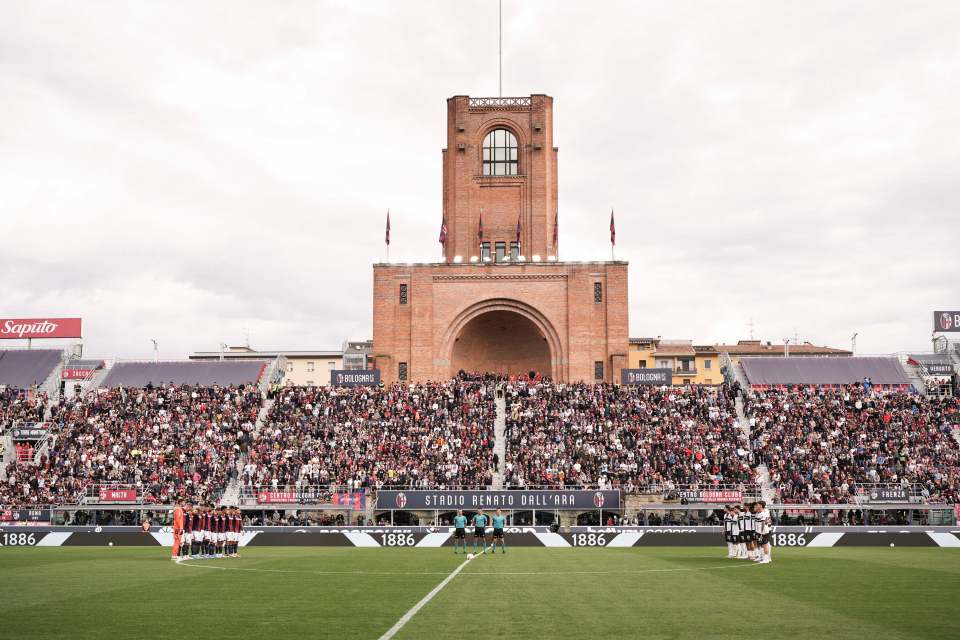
[0,318,82,340]
[375,490,622,511]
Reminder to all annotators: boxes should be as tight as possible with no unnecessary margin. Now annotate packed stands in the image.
[740,356,911,389]
[0,349,62,389]
[1,383,262,507]
[746,385,960,503]
[0,387,48,431]
[99,360,269,388]
[503,381,753,490]
[240,380,497,490]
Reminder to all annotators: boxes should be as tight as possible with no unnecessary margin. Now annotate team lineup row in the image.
[724,501,773,564]
[169,503,244,560]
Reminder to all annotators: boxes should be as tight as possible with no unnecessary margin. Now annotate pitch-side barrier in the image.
[2,525,959,548]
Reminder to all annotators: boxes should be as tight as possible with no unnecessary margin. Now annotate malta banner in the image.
[621,368,672,385]
[330,370,380,387]
[0,318,82,340]
[257,491,298,504]
[934,311,960,333]
[98,488,137,502]
[375,490,622,511]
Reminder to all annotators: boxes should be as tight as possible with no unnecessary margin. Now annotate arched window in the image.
[482,129,518,176]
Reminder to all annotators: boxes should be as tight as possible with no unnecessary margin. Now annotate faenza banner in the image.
[330,369,381,387]
[864,486,910,503]
[621,368,673,385]
[933,311,960,333]
[0,318,82,340]
[375,490,621,511]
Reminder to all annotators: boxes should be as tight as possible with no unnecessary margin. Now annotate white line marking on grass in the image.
[462,563,764,576]
[175,558,452,576]
[378,555,474,640]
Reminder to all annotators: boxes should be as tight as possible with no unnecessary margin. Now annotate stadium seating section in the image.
[1,375,958,508]
[0,349,62,389]
[99,360,269,388]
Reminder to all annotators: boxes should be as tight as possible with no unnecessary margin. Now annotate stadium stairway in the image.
[734,396,751,443]
[0,433,12,480]
[735,395,775,501]
[219,395,275,507]
[492,390,506,489]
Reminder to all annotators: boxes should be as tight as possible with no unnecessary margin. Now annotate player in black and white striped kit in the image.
[723,505,737,558]
[740,503,755,560]
[754,501,772,564]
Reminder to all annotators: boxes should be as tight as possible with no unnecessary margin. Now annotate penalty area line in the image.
[378,554,474,640]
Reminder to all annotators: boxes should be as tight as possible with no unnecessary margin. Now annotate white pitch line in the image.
[175,559,452,576]
[378,555,474,640]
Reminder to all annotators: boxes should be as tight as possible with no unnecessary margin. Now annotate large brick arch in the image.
[440,298,564,380]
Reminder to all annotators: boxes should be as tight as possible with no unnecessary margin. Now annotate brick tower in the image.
[372,95,628,383]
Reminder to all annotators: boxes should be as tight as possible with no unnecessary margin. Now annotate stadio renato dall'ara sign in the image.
[375,490,621,511]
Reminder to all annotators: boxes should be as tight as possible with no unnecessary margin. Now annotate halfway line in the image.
[378,555,474,640]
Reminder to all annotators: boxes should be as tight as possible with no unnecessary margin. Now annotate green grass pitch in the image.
[1,546,958,639]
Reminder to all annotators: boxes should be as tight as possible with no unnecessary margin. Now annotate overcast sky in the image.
[3,1,958,359]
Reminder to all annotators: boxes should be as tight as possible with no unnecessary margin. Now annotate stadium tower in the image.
[372,95,629,383]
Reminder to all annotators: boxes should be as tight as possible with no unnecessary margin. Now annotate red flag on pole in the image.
[515,214,522,243]
[385,210,391,246]
[610,209,616,246]
[439,216,448,245]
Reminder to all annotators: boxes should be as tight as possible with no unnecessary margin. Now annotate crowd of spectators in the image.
[239,379,497,490]
[0,386,47,432]
[3,373,959,513]
[747,385,960,503]
[503,381,754,491]
[1,383,262,507]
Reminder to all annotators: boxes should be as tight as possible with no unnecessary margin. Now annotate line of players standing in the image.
[724,501,772,564]
[171,502,244,560]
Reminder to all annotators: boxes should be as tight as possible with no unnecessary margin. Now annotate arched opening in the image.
[451,309,551,377]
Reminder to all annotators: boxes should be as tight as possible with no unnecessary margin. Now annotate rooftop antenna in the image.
[748,318,755,341]
[498,0,503,97]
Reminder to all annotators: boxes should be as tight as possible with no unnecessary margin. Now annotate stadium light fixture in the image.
[517,255,526,262]
[470,256,479,263]
[532,254,541,262]
[547,255,557,261]
[453,255,463,263]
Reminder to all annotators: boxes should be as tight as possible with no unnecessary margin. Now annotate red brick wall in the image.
[442,95,558,262]
[372,261,628,384]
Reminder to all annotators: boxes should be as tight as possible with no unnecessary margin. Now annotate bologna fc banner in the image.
[330,370,380,387]
[0,318,82,340]
[621,368,672,385]
[375,490,621,511]
[934,311,960,332]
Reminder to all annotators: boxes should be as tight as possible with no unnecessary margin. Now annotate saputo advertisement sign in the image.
[0,318,82,340]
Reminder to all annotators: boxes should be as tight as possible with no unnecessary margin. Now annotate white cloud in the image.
[2,1,957,358]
